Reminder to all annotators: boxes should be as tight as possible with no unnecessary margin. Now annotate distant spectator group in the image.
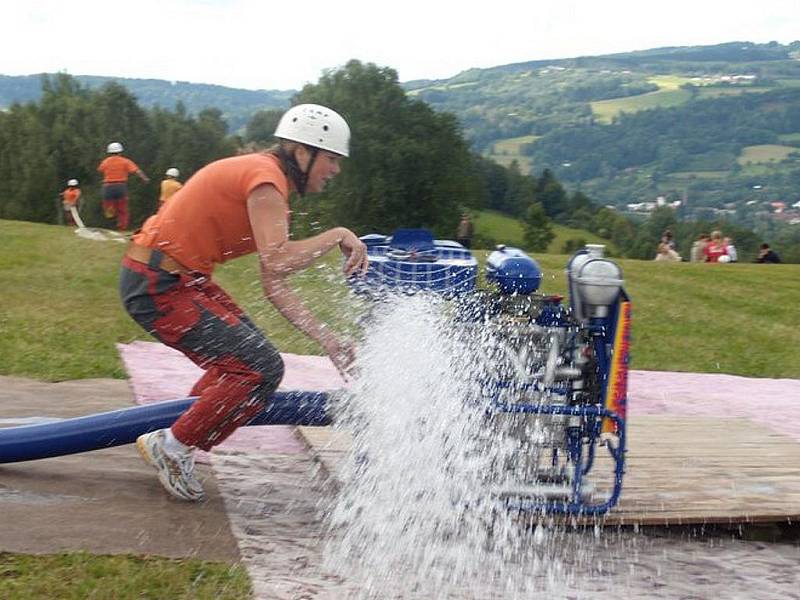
[688,230,737,263]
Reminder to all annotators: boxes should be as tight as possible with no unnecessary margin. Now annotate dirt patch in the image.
[0,376,240,562]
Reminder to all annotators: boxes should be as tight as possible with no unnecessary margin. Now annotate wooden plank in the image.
[296,417,800,526]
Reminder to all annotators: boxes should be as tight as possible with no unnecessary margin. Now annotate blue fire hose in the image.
[0,390,331,464]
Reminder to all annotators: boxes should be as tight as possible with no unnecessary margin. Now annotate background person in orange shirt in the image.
[97,141,150,230]
[120,104,367,501]
[61,178,81,226]
[159,167,183,207]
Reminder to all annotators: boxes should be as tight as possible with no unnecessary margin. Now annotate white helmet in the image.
[67,179,79,187]
[107,142,124,154]
[165,167,180,178]
[718,255,732,263]
[274,104,350,157]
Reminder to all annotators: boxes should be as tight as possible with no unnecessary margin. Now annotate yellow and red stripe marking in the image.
[603,300,631,433]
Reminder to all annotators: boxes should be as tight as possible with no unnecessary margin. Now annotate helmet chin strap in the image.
[278,146,319,197]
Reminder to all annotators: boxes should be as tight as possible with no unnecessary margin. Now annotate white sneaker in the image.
[136,430,205,501]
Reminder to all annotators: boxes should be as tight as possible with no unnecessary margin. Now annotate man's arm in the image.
[246,183,366,276]
[247,183,365,372]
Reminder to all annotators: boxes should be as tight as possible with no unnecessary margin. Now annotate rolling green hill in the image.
[403,41,800,222]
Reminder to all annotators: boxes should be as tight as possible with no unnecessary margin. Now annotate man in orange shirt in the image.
[120,104,367,501]
[97,142,150,230]
[61,178,82,226]
[159,167,183,206]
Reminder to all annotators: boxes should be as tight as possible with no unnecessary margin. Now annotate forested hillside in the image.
[0,74,291,132]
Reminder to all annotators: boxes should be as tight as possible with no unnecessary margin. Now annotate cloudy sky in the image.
[3,0,799,90]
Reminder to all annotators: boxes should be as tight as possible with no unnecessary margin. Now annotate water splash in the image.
[321,293,595,598]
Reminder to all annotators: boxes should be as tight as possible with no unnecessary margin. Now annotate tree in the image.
[291,60,482,237]
[245,109,283,146]
[523,202,555,252]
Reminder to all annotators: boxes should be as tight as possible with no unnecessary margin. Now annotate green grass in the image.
[591,77,693,124]
[0,220,354,381]
[1,217,798,381]
[737,144,798,165]
[0,552,251,599]
[472,209,618,254]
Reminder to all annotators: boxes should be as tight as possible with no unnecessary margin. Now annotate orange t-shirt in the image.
[159,178,183,204]
[97,156,140,183]
[62,188,81,206]
[133,153,290,275]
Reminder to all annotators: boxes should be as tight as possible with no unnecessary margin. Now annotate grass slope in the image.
[2,218,797,379]
[472,210,618,255]
[0,220,354,381]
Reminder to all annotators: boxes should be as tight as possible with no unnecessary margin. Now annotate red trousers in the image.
[120,255,285,450]
[102,198,129,230]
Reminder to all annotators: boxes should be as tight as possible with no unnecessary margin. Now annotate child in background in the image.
[159,167,183,207]
[61,179,82,226]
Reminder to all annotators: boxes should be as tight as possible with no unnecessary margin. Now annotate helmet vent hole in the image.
[292,117,298,122]
[323,125,329,131]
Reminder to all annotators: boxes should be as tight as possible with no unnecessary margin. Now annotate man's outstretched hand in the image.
[339,230,368,276]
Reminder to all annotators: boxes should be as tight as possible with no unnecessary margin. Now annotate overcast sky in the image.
[3,0,799,91]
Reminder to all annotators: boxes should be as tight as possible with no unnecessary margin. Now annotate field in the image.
[591,76,694,123]
[484,135,539,173]
[736,144,799,165]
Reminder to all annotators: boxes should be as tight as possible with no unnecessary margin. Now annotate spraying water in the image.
[320,293,619,598]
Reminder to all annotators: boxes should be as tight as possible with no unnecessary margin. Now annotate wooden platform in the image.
[298,416,800,527]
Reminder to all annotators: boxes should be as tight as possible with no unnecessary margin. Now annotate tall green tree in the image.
[292,60,482,237]
[523,202,555,252]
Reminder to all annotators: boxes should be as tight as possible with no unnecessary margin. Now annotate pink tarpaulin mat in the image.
[629,370,800,442]
[119,341,800,448]
[117,341,346,456]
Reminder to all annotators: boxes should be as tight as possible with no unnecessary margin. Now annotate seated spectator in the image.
[703,230,728,263]
[661,229,677,251]
[723,237,738,262]
[690,233,709,262]
[655,235,681,261]
[755,243,782,264]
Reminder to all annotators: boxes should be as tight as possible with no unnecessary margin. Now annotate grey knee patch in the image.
[252,351,285,402]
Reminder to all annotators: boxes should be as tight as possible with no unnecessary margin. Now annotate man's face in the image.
[299,148,342,193]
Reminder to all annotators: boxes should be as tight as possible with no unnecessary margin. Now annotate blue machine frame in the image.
[353,236,631,516]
